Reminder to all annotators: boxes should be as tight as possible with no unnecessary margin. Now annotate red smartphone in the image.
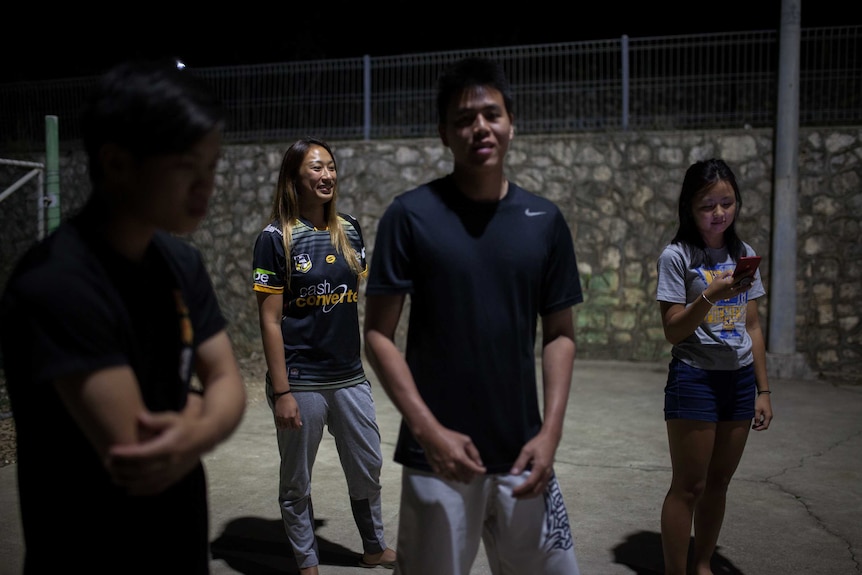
[732,256,761,286]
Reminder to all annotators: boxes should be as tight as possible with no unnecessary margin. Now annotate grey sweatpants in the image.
[266,380,388,569]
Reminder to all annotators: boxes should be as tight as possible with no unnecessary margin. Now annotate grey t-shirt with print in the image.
[656,242,765,370]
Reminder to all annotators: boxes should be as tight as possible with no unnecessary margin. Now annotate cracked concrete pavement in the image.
[1,359,860,574]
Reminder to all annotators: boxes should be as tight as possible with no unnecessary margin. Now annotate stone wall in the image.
[2,127,860,381]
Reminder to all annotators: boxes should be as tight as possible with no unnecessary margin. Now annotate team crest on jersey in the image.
[294,253,312,273]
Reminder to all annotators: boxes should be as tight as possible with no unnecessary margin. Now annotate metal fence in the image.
[1,26,860,150]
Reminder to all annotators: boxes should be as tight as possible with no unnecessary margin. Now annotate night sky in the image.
[0,1,851,83]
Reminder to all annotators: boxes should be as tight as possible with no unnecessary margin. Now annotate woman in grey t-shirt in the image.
[655,158,773,575]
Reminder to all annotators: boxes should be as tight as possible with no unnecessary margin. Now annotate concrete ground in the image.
[1,359,860,574]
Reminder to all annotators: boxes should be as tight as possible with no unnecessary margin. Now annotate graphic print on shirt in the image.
[293,253,312,273]
[295,278,358,312]
[173,289,194,385]
[253,267,278,292]
[701,264,748,340]
[292,249,358,313]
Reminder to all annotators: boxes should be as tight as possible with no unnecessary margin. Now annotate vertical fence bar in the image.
[363,55,372,141]
[621,35,629,131]
[44,116,60,238]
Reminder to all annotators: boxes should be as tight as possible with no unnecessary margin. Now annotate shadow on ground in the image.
[211,517,361,574]
[611,530,743,574]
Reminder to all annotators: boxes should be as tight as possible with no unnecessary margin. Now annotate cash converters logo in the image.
[296,280,359,313]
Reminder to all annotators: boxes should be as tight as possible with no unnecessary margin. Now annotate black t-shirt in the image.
[0,206,226,573]
[366,176,583,473]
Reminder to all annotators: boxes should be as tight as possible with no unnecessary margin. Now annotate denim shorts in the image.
[664,357,756,422]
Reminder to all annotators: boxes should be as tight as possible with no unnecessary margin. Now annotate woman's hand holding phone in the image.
[732,256,761,287]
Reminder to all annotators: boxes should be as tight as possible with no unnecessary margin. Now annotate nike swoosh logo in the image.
[525,209,546,217]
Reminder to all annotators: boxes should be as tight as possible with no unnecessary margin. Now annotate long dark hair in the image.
[671,158,745,267]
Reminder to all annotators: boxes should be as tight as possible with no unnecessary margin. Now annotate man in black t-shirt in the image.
[0,60,246,574]
[364,57,583,575]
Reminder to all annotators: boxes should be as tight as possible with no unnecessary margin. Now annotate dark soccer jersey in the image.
[366,175,583,473]
[252,214,368,389]
[0,207,225,573]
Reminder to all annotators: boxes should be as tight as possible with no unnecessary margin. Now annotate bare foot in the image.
[299,566,319,575]
[360,547,397,568]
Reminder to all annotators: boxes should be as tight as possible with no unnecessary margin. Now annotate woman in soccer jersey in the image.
[252,138,396,574]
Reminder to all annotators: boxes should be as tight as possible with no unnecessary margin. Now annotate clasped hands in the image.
[419,424,556,499]
[105,394,206,496]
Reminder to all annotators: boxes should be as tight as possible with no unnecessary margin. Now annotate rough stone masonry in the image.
[1,127,860,381]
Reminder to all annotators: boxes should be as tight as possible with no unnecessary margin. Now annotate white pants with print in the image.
[394,467,580,575]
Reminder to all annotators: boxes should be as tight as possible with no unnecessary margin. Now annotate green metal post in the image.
[45,115,61,234]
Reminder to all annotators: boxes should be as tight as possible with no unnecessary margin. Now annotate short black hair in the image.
[81,59,225,183]
[436,57,514,124]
